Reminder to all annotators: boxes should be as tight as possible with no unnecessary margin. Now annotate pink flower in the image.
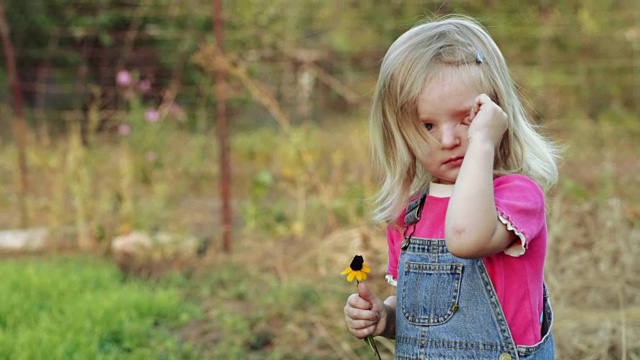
[118,123,131,136]
[137,79,151,93]
[145,109,160,123]
[116,70,131,87]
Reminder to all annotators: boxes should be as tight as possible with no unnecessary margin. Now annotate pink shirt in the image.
[385,174,548,346]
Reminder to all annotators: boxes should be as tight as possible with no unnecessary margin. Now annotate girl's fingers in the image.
[346,319,377,338]
[476,93,492,105]
[344,305,379,322]
[346,318,378,330]
[469,105,478,122]
[344,287,387,338]
[469,94,492,122]
[352,326,375,339]
[346,293,373,310]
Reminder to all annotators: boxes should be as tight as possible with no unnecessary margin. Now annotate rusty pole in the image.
[212,0,232,253]
[0,0,30,227]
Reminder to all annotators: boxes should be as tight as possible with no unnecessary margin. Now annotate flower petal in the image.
[347,271,356,282]
[341,267,352,275]
[362,264,372,273]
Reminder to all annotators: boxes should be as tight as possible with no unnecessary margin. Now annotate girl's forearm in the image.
[445,139,500,258]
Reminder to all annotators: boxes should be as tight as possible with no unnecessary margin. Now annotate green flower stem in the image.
[357,280,382,360]
[364,335,382,360]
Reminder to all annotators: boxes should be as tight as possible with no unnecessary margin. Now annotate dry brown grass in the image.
[544,119,640,359]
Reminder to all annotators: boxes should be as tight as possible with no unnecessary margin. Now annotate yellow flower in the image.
[340,255,382,359]
[341,255,372,282]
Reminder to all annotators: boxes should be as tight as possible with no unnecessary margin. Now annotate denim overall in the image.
[395,193,555,360]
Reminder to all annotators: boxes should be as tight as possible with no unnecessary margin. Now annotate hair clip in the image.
[475,48,484,64]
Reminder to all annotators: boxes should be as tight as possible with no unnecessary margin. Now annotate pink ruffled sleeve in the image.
[494,175,546,257]
[385,218,405,287]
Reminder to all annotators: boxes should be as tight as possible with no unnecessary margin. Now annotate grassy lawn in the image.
[0,255,200,360]
[0,251,383,360]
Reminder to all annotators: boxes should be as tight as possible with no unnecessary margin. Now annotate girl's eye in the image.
[424,123,433,131]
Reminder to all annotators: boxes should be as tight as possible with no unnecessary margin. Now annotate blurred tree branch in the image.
[0,0,30,227]
[194,44,292,133]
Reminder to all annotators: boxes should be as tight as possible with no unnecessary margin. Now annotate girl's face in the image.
[416,67,483,184]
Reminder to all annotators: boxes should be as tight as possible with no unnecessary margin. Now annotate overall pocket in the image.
[400,261,463,326]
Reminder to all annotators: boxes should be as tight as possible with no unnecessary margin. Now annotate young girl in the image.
[344,16,559,359]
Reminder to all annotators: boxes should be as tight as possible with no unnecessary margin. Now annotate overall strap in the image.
[404,190,428,226]
[401,189,427,250]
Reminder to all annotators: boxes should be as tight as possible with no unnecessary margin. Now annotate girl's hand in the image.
[343,282,389,339]
[467,93,508,148]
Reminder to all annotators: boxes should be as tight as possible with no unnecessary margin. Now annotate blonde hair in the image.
[370,15,560,224]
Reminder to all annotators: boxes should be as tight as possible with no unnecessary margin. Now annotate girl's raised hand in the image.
[467,93,508,148]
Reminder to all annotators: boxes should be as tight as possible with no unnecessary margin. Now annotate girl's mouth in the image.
[444,156,464,167]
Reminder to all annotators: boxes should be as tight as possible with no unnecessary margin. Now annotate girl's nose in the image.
[440,125,461,149]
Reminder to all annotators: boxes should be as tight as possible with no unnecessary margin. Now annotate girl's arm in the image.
[445,94,516,258]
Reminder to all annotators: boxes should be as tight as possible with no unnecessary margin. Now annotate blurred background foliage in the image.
[2,0,637,248]
[0,1,639,359]
[2,0,638,133]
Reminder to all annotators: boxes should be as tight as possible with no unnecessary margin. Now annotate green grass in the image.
[0,255,200,360]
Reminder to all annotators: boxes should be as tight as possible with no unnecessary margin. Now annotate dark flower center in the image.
[350,255,364,271]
